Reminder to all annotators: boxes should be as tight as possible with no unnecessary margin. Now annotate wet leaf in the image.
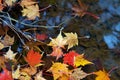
[0,68,13,80]
[22,4,40,20]
[20,0,37,7]
[48,31,67,48]
[0,0,4,10]
[25,49,42,67]
[1,34,14,46]
[71,67,90,80]
[12,65,20,79]
[64,32,78,50]
[48,62,69,80]
[50,47,63,60]
[19,72,31,80]
[0,56,7,68]
[5,0,16,6]
[34,71,46,80]
[0,42,4,50]
[4,48,17,60]
[74,54,93,67]
[94,70,110,80]
[36,33,48,41]
[63,50,79,67]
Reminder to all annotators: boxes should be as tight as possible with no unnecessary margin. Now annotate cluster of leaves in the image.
[0,0,114,80]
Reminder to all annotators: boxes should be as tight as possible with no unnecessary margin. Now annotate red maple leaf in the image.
[63,51,79,67]
[0,68,13,80]
[25,49,42,67]
[36,33,48,41]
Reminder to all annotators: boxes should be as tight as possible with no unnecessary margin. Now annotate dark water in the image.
[39,0,120,80]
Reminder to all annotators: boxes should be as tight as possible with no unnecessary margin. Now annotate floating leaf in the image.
[50,47,63,60]
[0,68,13,80]
[22,4,40,20]
[71,68,90,80]
[0,42,4,50]
[48,31,67,48]
[34,71,46,80]
[20,0,37,7]
[63,50,79,67]
[12,65,20,79]
[5,0,16,6]
[74,54,93,67]
[4,48,17,60]
[19,72,31,80]
[48,62,69,80]
[94,70,110,80]
[25,49,42,67]
[64,32,78,50]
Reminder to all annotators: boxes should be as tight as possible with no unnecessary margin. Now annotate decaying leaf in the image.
[5,0,16,6]
[71,67,90,80]
[1,34,14,46]
[4,48,17,60]
[50,47,63,60]
[21,66,37,76]
[25,49,42,67]
[74,54,93,67]
[34,71,46,80]
[48,62,69,80]
[12,65,20,79]
[0,56,7,68]
[94,70,110,80]
[64,32,78,50]
[22,4,40,20]
[0,42,4,50]
[48,31,67,48]
[19,72,31,80]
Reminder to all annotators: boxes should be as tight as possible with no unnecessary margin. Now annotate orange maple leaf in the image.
[50,47,63,60]
[94,69,110,80]
[0,0,4,11]
[25,49,42,67]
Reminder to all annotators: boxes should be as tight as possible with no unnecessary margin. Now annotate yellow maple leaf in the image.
[20,0,37,7]
[0,42,4,50]
[12,65,20,79]
[22,4,40,20]
[48,31,67,48]
[94,70,110,80]
[5,0,16,6]
[74,54,93,67]
[64,32,78,50]
[48,62,69,80]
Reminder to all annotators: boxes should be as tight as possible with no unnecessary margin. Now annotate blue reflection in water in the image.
[98,0,120,49]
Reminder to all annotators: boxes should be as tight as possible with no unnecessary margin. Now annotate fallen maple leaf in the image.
[12,65,20,79]
[34,71,46,80]
[1,34,14,46]
[70,67,90,80]
[36,33,48,41]
[0,0,4,11]
[63,50,79,67]
[0,68,13,80]
[0,42,4,50]
[94,70,110,80]
[48,31,67,48]
[22,4,40,20]
[64,32,78,50]
[0,56,7,68]
[48,62,69,80]
[19,72,31,80]
[4,48,17,60]
[20,0,37,7]
[25,49,42,67]
[50,47,63,60]
[74,54,93,67]
[5,0,16,6]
